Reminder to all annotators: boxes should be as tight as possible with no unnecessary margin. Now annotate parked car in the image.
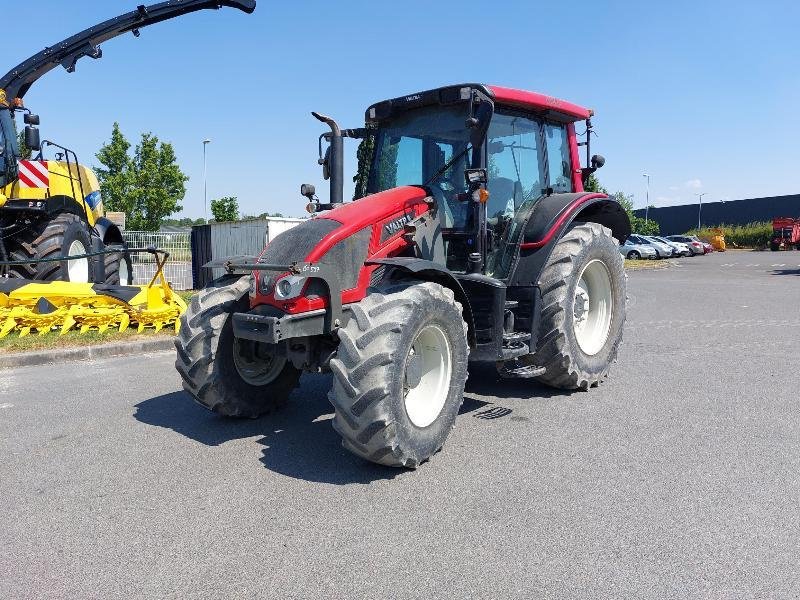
[628,234,673,258]
[652,235,691,257]
[702,241,714,254]
[620,239,657,260]
[665,235,706,256]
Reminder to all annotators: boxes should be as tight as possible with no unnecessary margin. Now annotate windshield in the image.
[0,109,19,187]
[368,104,473,229]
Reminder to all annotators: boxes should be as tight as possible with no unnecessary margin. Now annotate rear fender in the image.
[509,193,630,286]
[94,216,124,245]
[367,257,476,347]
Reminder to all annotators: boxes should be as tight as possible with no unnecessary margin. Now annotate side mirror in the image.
[591,154,605,169]
[24,113,40,126]
[318,146,331,180]
[467,101,493,148]
[24,125,41,151]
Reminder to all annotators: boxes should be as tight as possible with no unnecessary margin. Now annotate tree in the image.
[210,196,239,222]
[353,134,374,200]
[95,123,188,231]
[613,191,659,236]
[583,172,607,194]
[17,130,32,160]
[583,174,661,237]
[240,211,285,220]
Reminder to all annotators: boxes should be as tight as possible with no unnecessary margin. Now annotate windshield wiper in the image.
[423,143,472,187]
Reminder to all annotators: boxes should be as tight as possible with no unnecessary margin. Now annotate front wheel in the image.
[328,281,469,468]
[626,250,640,260]
[531,222,626,390]
[174,276,300,417]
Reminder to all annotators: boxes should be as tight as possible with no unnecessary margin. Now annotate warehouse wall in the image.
[634,194,800,235]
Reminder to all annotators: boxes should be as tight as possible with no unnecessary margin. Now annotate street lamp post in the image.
[642,173,650,224]
[203,139,211,220]
[695,192,706,230]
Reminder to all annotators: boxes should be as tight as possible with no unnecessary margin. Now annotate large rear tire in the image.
[104,245,134,285]
[531,222,626,390]
[174,276,300,417]
[7,213,93,282]
[328,281,469,468]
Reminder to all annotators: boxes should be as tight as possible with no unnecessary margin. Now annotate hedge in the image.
[687,221,774,249]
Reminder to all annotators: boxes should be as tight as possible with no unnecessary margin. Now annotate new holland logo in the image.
[17,160,49,188]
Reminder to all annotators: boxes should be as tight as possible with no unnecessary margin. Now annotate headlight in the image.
[273,275,306,300]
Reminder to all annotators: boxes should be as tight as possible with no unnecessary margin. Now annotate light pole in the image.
[695,192,706,230]
[642,173,650,224]
[203,139,211,220]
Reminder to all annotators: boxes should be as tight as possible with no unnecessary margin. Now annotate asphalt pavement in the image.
[2,250,799,599]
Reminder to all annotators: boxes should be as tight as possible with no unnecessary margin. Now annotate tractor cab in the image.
[306,84,618,282]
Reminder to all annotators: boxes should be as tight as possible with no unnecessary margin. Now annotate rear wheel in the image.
[104,245,134,285]
[328,281,469,468]
[7,213,94,282]
[174,276,300,417]
[626,250,640,259]
[531,222,626,390]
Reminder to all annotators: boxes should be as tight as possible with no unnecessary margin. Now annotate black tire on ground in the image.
[770,244,779,251]
[174,276,301,417]
[328,281,469,468]
[7,213,93,281]
[104,245,133,285]
[626,250,640,259]
[531,222,626,391]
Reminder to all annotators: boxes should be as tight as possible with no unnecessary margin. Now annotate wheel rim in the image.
[403,324,452,428]
[232,339,287,386]
[66,240,89,282]
[573,259,613,356]
[119,258,132,285]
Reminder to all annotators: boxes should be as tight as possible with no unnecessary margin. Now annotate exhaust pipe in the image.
[312,112,344,206]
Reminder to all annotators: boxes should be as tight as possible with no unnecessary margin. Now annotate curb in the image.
[0,337,175,368]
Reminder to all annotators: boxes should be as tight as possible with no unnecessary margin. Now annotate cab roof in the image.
[486,85,592,121]
[365,83,592,124]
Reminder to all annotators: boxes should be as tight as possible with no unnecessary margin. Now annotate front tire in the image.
[531,222,626,390]
[626,250,640,260]
[174,276,300,417]
[7,213,93,282]
[328,281,469,468]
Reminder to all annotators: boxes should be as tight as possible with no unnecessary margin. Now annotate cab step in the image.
[499,362,546,379]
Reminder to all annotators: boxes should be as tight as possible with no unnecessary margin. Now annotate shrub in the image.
[687,221,774,249]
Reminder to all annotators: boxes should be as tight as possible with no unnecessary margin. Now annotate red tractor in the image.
[175,84,630,468]
[770,217,800,251]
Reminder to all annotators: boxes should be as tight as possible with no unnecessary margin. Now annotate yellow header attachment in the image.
[0,279,187,338]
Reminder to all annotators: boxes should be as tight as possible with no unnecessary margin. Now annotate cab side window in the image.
[543,123,572,193]
[486,112,543,221]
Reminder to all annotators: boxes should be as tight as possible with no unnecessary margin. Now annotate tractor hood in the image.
[0,0,255,100]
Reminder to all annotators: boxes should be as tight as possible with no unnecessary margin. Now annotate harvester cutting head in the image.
[0,277,186,338]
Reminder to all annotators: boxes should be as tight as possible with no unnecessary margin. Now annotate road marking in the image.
[629,318,800,330]
[0,403,14,409]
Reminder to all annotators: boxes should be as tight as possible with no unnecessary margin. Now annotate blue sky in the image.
[5,0,799,218]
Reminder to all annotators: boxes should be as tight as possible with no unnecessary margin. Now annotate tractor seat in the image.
[487,177,516,219]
